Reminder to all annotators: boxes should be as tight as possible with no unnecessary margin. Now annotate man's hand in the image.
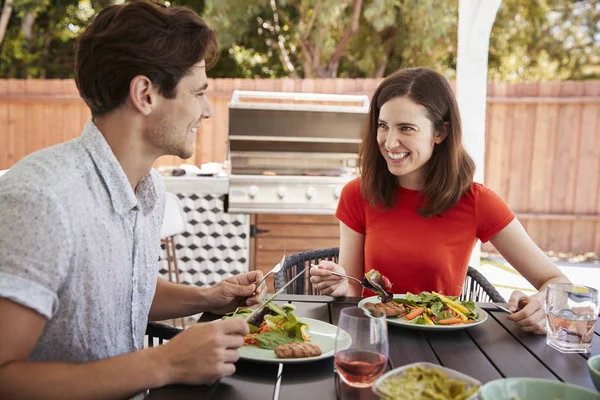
[205,271,267,315]
[505,290,547,335]
[159,318,249,385]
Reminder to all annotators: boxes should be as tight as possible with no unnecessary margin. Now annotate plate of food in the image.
[373,362,481,400]
[222,303,351,363]
[358,291,488,330]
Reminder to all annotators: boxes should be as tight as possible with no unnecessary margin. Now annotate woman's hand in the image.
[505,290,547,335]
[309,261,350,297]
[489,219,569,335]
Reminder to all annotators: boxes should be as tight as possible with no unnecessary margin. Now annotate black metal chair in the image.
[274,247,506,303]
[145,321,182,347]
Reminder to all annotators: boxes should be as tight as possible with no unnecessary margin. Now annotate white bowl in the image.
[372,362,481,399]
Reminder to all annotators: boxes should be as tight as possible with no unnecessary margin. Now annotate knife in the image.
[493,303,513,314]
[244,267,308,323]
[493,298,528,314]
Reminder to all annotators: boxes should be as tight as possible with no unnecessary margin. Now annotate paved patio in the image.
[478,254,600,301]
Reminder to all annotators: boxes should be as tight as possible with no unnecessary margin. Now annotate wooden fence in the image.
[1,79,599,253]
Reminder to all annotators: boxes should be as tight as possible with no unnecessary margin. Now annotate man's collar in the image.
[80,119,158,215]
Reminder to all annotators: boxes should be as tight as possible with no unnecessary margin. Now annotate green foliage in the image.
[489,0,600,82]
[0,0,597,80]
[0,0,111,78]
[345,0,457,78]
[200,0,290,77]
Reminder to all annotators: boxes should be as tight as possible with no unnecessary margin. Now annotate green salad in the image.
[222,303,310,350]
[393,291,479,326]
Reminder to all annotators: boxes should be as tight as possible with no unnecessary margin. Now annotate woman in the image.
[310,67,569,334]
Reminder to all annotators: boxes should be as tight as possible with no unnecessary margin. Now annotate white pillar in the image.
[456,0,502,268]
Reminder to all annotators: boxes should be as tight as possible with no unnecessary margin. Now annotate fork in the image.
[310,264,395,303]
[254,244,287,293]
[309,264,365,287]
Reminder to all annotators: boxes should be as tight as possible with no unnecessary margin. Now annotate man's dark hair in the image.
[75,1,218,117]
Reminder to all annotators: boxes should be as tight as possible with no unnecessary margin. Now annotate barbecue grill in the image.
[226,90,369,215]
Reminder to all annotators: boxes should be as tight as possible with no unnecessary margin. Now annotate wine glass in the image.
[334,307,389,388]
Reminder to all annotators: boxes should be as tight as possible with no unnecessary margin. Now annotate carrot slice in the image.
[405,307,425,320]
[258,321,271,333]
[437,317,462,325]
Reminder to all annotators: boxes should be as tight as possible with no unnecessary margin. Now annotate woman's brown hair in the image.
[359,67,475,217]
[75,0,218,117]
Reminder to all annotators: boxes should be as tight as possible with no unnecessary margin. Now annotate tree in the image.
[0,0,15,45]
[293,0,363,78]
[489,0,600,81]
[203,0,599,80]
[188,0,290,78]
[0,0,598,81]
[0,0,112,78]
[203,0,366,78]
[202,0,458,79]
[344,0,458,78]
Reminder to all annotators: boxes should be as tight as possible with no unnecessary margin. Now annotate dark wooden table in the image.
[147,294,600,399]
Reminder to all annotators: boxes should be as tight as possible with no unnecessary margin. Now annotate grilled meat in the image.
[275,342,322,358]
[364,301,406,317]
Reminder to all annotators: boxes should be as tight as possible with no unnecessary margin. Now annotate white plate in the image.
[358,294,488,331]
[237,317,351,364]
[373,362,481,399]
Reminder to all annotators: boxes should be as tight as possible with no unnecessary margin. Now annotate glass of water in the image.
[545,283,599,354]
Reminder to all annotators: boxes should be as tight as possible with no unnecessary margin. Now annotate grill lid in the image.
[228,91,370,175]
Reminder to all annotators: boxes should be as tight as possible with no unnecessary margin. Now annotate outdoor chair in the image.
[160,192,188,328]
[273,247,506,303]
[145,321,182,347]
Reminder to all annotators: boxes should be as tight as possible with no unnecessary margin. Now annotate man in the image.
[0,2,265,398]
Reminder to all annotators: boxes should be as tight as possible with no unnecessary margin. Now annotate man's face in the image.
[147,60,212,159]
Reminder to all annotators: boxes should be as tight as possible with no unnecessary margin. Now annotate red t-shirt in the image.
[335,178,514,297]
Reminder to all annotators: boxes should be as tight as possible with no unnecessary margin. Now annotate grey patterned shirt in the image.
[0,119,165,363]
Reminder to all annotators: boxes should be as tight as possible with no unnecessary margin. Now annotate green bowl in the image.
[589,355,600,391]
[480,378,600,400]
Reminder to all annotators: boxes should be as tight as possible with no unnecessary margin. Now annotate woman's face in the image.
[376,96,444,190]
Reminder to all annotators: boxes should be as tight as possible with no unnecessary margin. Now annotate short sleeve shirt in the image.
[0,119,165,363]
[336,178,514,296]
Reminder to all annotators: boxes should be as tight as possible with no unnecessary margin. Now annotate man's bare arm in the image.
[148,277,209,321]
[149,271,266,321]
[0,299,168,400]
[0,298,249,400]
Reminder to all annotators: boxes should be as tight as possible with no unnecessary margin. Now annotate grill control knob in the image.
[248,185,259,199]
[277,186,288,199]
[334,186,343,199]
[306,186,317,200]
